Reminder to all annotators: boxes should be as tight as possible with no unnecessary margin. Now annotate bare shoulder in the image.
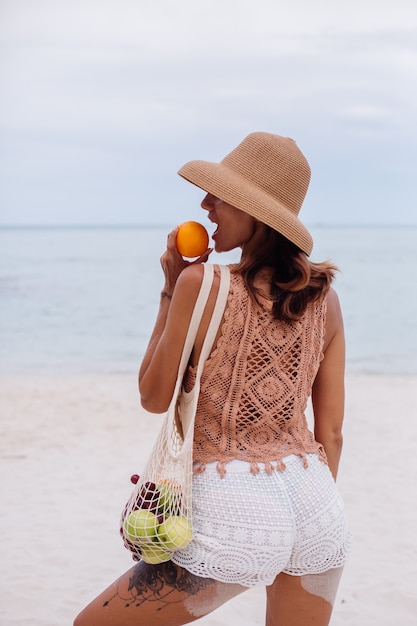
[326,287,343,320]
[169,264,214,322]
[173,263,206,305]
[323,287,344,351]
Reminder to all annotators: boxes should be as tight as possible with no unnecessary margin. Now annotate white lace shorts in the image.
[171,454,352,587]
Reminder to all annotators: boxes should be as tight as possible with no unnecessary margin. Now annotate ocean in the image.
[1,225,416,375]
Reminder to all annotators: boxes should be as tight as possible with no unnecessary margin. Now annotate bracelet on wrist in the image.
[161,291,173,300]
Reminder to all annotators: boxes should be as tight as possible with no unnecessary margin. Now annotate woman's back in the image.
[186,266,329,476]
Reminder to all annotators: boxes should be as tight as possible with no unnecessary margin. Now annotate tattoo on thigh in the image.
[103,561,213,610]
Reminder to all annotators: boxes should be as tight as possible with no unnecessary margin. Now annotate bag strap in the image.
[168,265,230,448]
[168,264,230,412]
[168,263,214,410]
[195,264,230,377]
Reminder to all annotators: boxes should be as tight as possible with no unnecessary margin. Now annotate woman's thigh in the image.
[74,560,247,626]
[265,568,344,626]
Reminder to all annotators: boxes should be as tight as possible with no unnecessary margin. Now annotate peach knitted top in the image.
[184,266,328,476]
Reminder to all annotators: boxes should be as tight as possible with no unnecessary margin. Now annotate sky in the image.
[1,0,417,227]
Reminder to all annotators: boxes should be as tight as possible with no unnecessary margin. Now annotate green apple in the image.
[140,543,172,564]
[123,510,158,544]
[157,515,193,550]
[156,480,181,514]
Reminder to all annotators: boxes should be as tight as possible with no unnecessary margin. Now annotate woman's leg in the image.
[74,560,246,626]
[265,568,343,626]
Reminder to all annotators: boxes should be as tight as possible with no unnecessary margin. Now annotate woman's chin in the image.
[213,241,227,253]
[212,234,239,254]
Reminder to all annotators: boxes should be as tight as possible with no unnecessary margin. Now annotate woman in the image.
[74,132,351,626]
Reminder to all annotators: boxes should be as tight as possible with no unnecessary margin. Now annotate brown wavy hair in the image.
[237,226,338,323]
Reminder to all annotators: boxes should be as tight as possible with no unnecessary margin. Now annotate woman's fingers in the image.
[190,247,213,264]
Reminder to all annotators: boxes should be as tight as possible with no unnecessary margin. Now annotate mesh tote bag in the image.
[120,264,230,564]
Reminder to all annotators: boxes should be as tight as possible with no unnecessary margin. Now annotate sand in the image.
[0,372,416,625]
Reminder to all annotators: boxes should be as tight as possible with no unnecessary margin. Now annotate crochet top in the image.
[184,266,328,476]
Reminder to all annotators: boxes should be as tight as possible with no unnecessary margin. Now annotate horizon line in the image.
[0,222,416,231]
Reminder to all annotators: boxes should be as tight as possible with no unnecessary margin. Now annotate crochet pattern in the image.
[172,455,351,586]
[184,268,328,476]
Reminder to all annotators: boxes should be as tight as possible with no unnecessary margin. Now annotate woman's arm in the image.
[311,288,346,480]
[138,229,211,413]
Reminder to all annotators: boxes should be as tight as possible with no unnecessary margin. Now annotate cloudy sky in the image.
[1,0,417,227]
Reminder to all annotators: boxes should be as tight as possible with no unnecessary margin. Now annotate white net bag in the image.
[120,264,230,564]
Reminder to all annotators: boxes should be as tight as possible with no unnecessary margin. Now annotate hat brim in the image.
[178,160,313,256]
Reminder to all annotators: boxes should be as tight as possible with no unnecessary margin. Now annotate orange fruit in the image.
[176,221,209,258]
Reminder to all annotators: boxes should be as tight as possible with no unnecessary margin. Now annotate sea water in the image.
[0,225,416,375]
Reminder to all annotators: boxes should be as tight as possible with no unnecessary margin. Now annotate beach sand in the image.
[0,372,416,625]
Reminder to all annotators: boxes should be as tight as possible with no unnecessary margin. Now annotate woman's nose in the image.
[201,193,214,211]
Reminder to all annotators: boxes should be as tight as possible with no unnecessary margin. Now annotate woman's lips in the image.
[207,216,218,239]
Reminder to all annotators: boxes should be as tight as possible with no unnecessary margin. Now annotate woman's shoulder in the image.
[326,286,342,311]
[175,263,206,294]
[322,287,344,348]
[177,262,236,288]
[174,263,226,309]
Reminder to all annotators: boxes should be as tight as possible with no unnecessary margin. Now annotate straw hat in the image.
[178,132,313,255]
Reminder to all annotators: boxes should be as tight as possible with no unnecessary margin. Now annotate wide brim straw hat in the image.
[178,132,313,255]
